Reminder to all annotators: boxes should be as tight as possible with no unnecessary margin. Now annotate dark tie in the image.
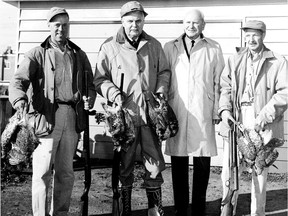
[191,40,195,47]
[190,40,195,53]
[131,40,138,49]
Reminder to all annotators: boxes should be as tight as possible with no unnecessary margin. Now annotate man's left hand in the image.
[254,112,273,132]
[256,125,272,144]
[213,119,221,125]
[83,96,92,110]
[155,93,166,101]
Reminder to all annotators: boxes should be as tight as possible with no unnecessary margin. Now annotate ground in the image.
[1,161,287,216]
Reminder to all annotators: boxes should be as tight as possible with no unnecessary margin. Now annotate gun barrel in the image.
[81,70,92,216]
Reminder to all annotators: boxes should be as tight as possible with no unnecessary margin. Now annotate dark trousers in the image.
[191,156,211,216]
[171,156,189,216]
[119,126,165,188]
[171,156,211,216]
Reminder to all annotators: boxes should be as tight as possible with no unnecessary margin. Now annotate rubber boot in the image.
[146,187,164,216]
[121,186,132,216]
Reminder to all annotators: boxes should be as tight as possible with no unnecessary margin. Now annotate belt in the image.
[241,101,253,106]
[57,100,75,106]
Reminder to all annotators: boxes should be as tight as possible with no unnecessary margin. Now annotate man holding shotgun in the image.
[218,20,288,216]
[94,1,170,215]
[9,7,96,216]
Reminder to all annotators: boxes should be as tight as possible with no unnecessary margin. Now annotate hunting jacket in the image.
[94,27,171,127]
[218,46,288,138]
[9,36,96,136]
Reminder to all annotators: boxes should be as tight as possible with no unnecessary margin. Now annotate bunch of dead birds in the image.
[237,127,284,175]
[1,111,39,184]
[96,94,179,152]
[146,94,178,141]
[96,103,135,152]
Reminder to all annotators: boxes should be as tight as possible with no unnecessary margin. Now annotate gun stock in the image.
[221,122,239,216]
[112,150,122,216]
[80,120,91,215]
[221,90,239,216]
[111,73,124,216]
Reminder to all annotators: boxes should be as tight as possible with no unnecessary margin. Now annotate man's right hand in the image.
[114,94,124,107]
[221,110,233,128]
[14,100,28,117]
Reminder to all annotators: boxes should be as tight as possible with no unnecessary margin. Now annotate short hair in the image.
[183,9,205,22]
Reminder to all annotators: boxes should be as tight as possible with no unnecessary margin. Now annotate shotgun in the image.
[112,73,124,216]
[80,70,96,216]
[221,92,239,216]
[221,121,239,216]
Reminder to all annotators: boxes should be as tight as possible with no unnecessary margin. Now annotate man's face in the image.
[48,14,69,44]
[121,11,145,40]
[244,29,265,53]
[183,11,205,40]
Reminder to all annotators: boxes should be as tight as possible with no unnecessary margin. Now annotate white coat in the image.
[164,34,225,157]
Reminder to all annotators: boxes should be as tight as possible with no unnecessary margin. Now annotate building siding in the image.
[7,1,288,172]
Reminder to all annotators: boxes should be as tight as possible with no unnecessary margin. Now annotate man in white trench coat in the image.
[163,9,225,216]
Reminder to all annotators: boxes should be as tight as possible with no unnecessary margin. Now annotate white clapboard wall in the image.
[16,2,288,172]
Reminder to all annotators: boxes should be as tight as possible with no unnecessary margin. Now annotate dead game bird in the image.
[236,122,284,175]
[237,128,263,162]
[146,94,178,141]
[100,103,135,152]
[1,111,40,169]
[254,138,284,175]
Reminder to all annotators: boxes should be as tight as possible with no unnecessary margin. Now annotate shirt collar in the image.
[194,34,203,44]
[123,28,142,48]
[248,47,264,61]
[184,33,204,45]
[49,38,70,52]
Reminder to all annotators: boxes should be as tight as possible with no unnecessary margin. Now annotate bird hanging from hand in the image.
[254,138,284,175]
[236,124,284,175]
[146,93,178,141]
[1,111,40,173]
[99,103,135,152]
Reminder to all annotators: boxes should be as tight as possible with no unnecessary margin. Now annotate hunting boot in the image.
[146,187,164,216]
[121,185,132,216]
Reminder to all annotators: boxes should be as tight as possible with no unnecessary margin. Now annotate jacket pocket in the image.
[27,112,53,137]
